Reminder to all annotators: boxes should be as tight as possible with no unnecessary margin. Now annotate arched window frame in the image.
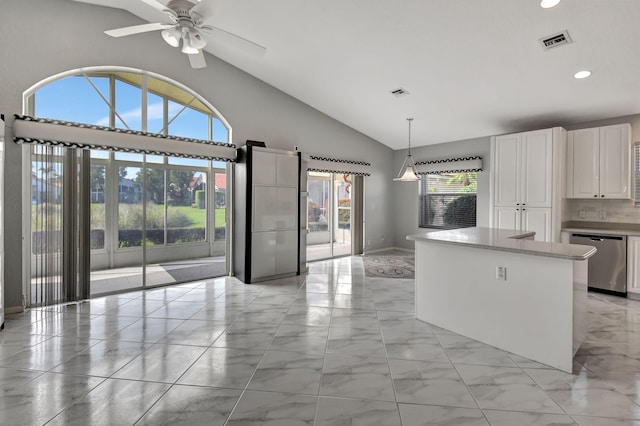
[22,66,232,144]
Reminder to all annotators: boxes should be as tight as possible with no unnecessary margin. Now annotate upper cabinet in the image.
[491,127,566,242]
[494,128,554,208]
[567,123,632,199]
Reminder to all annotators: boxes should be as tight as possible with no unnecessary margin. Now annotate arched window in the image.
[24,68,230,143]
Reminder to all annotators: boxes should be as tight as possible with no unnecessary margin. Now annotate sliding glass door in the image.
[27,146,229,305]
[306,172,356,261]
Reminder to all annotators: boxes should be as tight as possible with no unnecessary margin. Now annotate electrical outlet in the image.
[496,266,507,281]
[598,210,607,220]
[579,210,586,219]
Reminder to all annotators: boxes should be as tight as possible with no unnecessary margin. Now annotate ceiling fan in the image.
[104,0,266,69]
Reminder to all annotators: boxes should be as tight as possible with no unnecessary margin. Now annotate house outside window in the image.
[419,172,477,229]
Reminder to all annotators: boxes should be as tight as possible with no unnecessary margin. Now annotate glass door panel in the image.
[307,172,331,261]
[333,174,352,257]
[91,163,144,296]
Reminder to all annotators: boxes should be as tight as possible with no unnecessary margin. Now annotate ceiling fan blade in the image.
[203,25,266,57]
[188,51,207,69]
[105,22,170,38]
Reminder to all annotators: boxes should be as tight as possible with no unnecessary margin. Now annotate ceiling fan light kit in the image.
[104,0,266,69]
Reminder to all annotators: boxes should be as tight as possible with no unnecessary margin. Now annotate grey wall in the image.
[0,0,394,309]
[391,137,491,250]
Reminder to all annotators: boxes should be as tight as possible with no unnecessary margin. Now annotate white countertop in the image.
[407,227,596,260]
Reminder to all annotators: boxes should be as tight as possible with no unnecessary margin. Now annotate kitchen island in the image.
[407,227,596,373]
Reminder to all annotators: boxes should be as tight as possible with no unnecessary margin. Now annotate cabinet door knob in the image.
[601,195,605,197]
[516,203,520,206]
[522,203,526,206]
[522,208,526,211]
[593,195,598,197]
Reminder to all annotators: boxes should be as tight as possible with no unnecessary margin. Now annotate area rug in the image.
[362,255,415,279]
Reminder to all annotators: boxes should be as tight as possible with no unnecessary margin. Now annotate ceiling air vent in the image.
[539,30,572,50]
[390,87,410,97]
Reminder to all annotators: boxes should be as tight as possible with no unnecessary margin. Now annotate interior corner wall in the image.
[391,136,491,250]
[0,0,394,309]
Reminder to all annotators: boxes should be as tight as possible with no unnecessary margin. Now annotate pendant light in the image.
[394,118,419,181]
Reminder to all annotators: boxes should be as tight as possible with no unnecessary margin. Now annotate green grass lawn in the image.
[171,206,226,228]
[37,203,226,229]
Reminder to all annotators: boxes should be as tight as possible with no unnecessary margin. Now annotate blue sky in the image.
[34,75,228,142]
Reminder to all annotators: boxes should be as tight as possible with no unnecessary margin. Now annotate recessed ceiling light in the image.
[540,0,561,8]
[574,70,592,79]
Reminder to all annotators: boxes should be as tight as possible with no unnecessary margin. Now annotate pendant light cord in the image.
[407,118,413,155]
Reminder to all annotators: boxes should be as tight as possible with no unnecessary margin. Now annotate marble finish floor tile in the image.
[398,403,489,426]
[247,350,324,394]
[282,305,333,326]
[136,385,241,426]
[326,326,386,357]
[457,364,564,414]
[47,378,169,425]
[3,256,640,425]
[226,390,317,426]
[0,372,105,426]
[177,346,264,389]
[212,321,279,349]
[389,358,477,408]
[270,323,329,354]
[320,354,395,401]
[111,343,206,383]
[436,333,518,367]
[482,410,577,425]
[315,396,401,426]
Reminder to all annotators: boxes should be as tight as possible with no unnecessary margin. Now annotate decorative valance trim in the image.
[415,156,482,175]
[13,114,236,162]
[308,155,371,166]
[14,137,232,162]
[307,168,370,177]
[305,153,371,176]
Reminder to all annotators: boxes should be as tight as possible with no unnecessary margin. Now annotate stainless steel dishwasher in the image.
[570,233,627,296]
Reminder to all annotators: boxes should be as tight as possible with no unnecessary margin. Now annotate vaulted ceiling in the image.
[74,0,640,149]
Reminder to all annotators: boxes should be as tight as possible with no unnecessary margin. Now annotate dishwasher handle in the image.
[570,233,626,242]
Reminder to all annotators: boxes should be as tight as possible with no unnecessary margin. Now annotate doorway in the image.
[306,172,360,261]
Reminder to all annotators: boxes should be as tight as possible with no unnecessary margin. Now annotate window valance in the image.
[12,115,237,162]
[415,156,482,175]
[305,154,371,176]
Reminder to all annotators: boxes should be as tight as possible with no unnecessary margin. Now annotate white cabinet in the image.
[491,128,563,242]
[567,123,631,199]
[494,129,553,208]
[494,206,551,242]
[628,236,640,297]
[234,146,301,283]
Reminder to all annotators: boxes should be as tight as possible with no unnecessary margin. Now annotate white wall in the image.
[0,0,394,309]
[391,136,491,250]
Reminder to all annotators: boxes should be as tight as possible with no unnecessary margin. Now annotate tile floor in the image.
[1,256,640,425]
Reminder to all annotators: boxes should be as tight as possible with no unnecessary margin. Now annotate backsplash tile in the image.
[566,199,640,223]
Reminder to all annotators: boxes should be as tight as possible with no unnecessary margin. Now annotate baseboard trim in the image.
[5,306,25,315]
[628,292,640,301]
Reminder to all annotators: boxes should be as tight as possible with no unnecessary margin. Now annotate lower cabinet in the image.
[494,207,551,242]
[251,230,298,280]
[628,236,640,296]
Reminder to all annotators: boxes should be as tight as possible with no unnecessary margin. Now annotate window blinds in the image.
[12,115,237,162]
